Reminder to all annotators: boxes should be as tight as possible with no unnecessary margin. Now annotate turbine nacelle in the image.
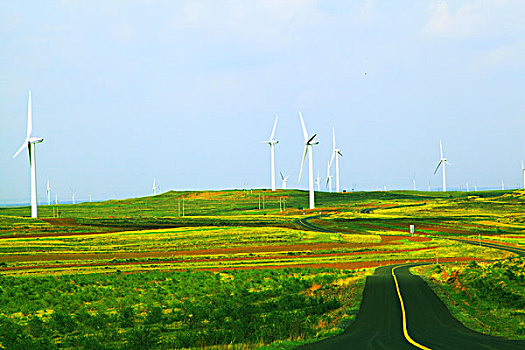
[262,140,279,146]
[29,137,44,144]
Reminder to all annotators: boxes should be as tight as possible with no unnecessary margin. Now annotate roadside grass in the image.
[413,257,525,340]
[0,267,372,349]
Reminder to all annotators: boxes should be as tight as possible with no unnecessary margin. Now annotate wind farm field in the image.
[0,189,524,349]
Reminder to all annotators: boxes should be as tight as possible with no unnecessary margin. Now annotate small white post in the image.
[409,224,414,237]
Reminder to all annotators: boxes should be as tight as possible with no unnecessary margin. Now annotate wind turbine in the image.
[315,173,321,192]
[12,91,44,218]
[152,179,159,195]
[330,128,343,192]
[46,180,51,205]
[501,180,505,190]
[262,116,279,191]
[522,161,525,189]
[298,112,319,209]
[326,161,333,193]
[70,188,76,205]
[280,172,289,189]
[434,140,451,192]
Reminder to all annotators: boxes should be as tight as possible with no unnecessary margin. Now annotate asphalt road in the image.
[295,216,525,350]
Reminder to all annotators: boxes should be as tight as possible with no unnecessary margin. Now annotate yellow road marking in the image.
[392,265,432,350]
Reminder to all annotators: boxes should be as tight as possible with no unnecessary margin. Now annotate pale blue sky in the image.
[2,1,525,203]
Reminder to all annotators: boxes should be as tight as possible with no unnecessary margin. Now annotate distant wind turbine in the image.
[12,91,44,218]
[501,180,505,190]
[315,173,321,192]
[326,161,333,193]
[70,188,76,205]
[330,128,343,192]
[522,161,525,189]
[280,172,289,189]
[262,116,279,191]
[466,182,469,192]
[46,180,51,206]
[152,179,159,195]
[434,140,451,192]
[412,178,416,191]
[298,112,319,209]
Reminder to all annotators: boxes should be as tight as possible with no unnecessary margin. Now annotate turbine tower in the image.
[434,140,451,192]
[330,128,343,192]
[326,161,333,193]
[280,172,289,189]
[46,180,51,205]
[152,178,159,195]
[12,91,44,218]
[262,116,279,191]
[298,112,319,209]
[522,161,525,189]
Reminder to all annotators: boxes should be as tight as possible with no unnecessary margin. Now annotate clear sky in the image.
[1,1,525,204]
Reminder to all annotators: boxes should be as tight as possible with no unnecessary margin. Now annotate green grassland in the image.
[413,257,525,339]
[0,189,524,348]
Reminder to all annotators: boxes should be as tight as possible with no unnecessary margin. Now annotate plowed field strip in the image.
[0,242,384,262]
[0,246,439,271]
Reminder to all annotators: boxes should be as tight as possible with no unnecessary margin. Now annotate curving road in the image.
[296,216,525,350]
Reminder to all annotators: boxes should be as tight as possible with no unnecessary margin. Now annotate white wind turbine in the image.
[280,172,289,189]
[315,173,321,192]
[12,91,44,218]
[70,188,76,205]
[262,116,279,191]
[326,161,333,193]
[330,128,343,192]
[152,178,159,195]
[46,180,51,205]
[434,140,451,192]
[522,161,525,189]
[298,112,319,209]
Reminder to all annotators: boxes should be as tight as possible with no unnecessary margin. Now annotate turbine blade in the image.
[12,142,27,159]
[270,115,278,141]
[298,145,308,181]
[434,160,443,174]
[280,171,284,180]
[27,91,32,139]
[445,161,452,166]
[28,142,32,166]
[337,150,343,157]
[299,111,308,142]
[329,151,335,167]
[522,160,524,170]
[332,127,336,150]
[439,140,443,159]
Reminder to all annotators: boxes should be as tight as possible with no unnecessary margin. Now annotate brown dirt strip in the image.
[124,257,478,274]
[0,246,440,271]
[198,257,479,272]
[0,242,386,262]
[380,235,431,243]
